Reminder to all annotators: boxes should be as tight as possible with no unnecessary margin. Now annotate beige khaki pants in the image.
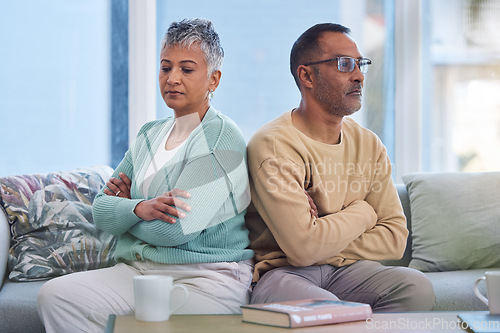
[38,260,253,333]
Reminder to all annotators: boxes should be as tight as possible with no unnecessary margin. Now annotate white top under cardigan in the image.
[142,122,186,198]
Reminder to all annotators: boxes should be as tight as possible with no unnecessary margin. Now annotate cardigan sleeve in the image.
[92,149,144,235]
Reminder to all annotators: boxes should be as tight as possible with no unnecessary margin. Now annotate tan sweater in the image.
[246,111,408,282]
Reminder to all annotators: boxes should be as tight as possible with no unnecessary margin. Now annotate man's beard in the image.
[315,75,362,117]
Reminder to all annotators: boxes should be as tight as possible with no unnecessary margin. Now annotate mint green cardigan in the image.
[92,107,254,264]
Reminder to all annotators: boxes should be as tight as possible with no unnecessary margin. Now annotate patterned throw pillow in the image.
[0,166,118,281]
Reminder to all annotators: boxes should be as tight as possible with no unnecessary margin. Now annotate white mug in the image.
[133,275,189,322]
[474,271,500,314]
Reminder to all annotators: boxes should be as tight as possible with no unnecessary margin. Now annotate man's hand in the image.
[304,189,319,218]
[104,172,132,199]
[134,189,192,224]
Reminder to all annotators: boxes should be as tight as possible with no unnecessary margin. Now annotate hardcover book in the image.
[241,298,372,328]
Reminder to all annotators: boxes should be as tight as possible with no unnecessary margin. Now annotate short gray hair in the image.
[161,18,224,76]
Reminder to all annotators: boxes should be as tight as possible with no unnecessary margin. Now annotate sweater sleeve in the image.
[128,124,250,247]
[92,149,144,235]
[250,155,377,267]
[333,149,408,263]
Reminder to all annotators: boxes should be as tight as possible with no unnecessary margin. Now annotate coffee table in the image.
[106,312,479,332]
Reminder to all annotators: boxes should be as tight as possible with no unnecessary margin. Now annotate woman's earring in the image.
[209,90,214,100]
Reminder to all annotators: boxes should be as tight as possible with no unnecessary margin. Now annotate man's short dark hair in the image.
[290,23,351,88]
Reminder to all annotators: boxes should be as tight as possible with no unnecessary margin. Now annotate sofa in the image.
[0,166,117,333]
[385,172,500,311]
[1,168,499,332]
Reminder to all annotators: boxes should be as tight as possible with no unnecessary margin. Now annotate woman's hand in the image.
[104,172,132,199]
[305,189,319,218]
[134,189,192,224]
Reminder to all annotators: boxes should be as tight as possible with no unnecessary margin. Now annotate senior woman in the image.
[37,18,254,332]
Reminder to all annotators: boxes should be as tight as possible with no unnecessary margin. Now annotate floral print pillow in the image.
[0,166,117,281]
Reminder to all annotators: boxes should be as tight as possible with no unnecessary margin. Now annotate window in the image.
[421,0,500,172]
[0,0,112,176]
[3,0,498,178]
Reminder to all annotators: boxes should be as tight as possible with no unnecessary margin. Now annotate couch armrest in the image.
[0,207,10,289]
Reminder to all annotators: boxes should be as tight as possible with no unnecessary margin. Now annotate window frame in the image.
[394,0,423,181]
[128,0,157,146]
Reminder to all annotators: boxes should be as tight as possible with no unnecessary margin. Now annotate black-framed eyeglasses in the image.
[303,56,372,74]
